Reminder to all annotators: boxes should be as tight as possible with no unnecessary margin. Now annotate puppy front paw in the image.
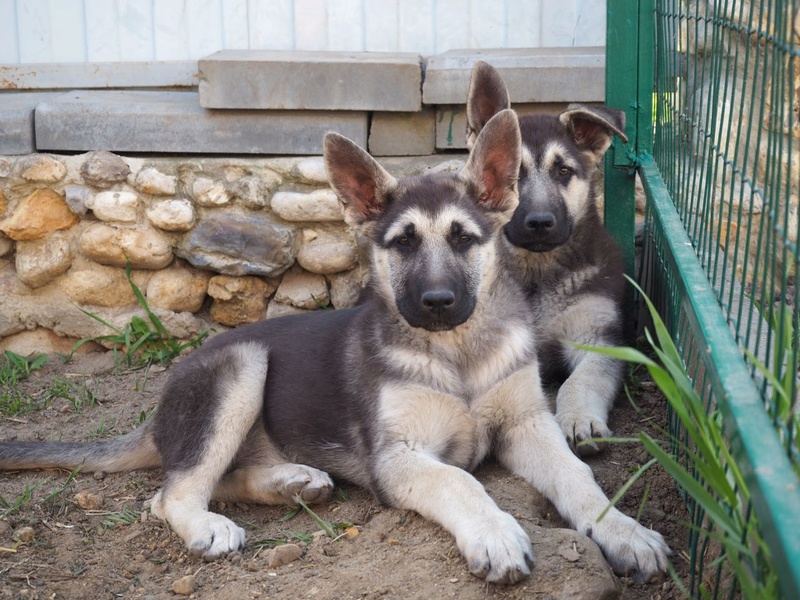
[458,512,534,584]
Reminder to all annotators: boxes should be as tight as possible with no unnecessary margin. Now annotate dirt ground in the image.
[0,350,690,600]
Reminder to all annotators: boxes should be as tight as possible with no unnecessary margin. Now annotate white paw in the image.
[583,510,671,582]
[555,409,611,456]
[276,464,335,504]
[458,512,533,584]
[186,513,246,561]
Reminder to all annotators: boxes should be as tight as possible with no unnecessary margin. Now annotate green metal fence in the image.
[605,1,800,598]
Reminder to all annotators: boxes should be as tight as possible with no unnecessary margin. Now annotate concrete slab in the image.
[435,103,572,150]
[369,109,435,156]
[199,50,422,111]
[423,47,605,105]
[0,92,65,155]
[34,91,368,155]
[0,62,198,90]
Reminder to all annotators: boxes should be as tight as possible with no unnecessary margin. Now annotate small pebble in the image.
[93,471,107,481]
[74,490,104,510]
[267,543,303,568]
[559,547,581,562]
[344,526,359,538]
[172,574,196,595]
[13,526,35,543]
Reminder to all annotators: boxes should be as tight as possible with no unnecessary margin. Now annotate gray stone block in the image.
[35,91,367,155]
[199,50,422,111]
[435,103,573,150]
[423,47,605,105]
[0,92,64,155]
[369,109,436,156]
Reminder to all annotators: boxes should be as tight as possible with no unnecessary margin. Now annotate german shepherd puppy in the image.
[0,110,668,584]
[467,61,629,456]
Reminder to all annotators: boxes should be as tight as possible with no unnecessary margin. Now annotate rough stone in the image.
[178,213,297,277]
[146,263,210,313]
[230,175,267,209]
[208,275,272,326]
[295,157,329,184]
[0,188,79,241]
[192,177,230,206]
[297,231,357,274]
[0,328,103,356]
[80,151,131,188]
[85,190,139,223]
[35,90,368,155]
[135,167,177,195]
[64,185,91,216]
[0,188,7,216]
[199,50,422,111]
[13,526,35,543]
[328,265,368,309]
[274,269,329,309]
[145,199,195,231]
[18,154,67,183]
[369,109,436,156]
[59,265,137,307]
[0,233,13,257]
[271,189,343,222]
[79,223,174,270]
[265,301,309,319]
[0,158,11,178]
[15,232,73,289]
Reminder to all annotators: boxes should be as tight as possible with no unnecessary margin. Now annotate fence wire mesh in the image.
[629,0,799,597]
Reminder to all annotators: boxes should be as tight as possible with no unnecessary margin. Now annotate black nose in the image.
[422,290,456,310]
[525,212,556,231]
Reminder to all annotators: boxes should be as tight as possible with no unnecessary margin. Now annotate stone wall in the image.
[0,150,464,354]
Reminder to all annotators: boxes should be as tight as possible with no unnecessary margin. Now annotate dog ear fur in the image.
[462,109,521,215]
[466,61,511,150]
[323,133,398,229]
[559,104,629,164]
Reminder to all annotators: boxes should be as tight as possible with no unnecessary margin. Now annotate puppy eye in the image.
[458,234,472,245]
[396,236,411,246]
[558,166,573,177]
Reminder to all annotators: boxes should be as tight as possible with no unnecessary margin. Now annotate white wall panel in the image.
[398,0,434,54]
[16,0,51,62]
[84,0,120,62]
[1,0,607,65]
[116,0,155,61]
[294,0,328,51]
[49,0,86,62]
[328,0,364,51]
[364,0,398,52]
[0,0,20,63]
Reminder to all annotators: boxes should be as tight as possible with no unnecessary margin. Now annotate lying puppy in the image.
[467,61,629,455]
[0,110,668,584]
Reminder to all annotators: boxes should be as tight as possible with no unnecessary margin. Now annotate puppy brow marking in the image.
[385,205,482,244]
[542,142,578,172]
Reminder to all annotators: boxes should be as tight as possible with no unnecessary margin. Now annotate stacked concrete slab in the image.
[1,48,605,156]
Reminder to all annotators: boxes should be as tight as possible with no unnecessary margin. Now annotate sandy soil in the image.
[0,351,689,599]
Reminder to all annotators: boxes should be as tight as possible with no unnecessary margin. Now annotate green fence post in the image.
[605,0,654,332]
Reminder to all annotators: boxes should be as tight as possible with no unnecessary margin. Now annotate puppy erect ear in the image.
[323,133,397,231]
[559,104,629,164]
[461,109,521,216]
[466,61,511,150]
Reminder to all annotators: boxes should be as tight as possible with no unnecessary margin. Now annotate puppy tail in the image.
[0,421,160,473]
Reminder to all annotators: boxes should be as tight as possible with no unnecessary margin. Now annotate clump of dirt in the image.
[0,352,689,599]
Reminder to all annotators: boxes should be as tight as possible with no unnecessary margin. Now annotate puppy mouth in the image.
[504,227,565,252]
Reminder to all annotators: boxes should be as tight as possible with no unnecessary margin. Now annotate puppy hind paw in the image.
[283,466,334,504]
